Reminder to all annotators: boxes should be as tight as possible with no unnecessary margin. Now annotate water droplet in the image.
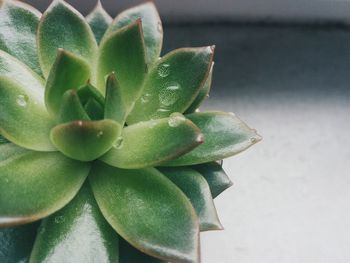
[77,121,83,126]
[250,137,257,143]
[159,83,181,106]
[157,21,162,33]
[168,112,186,127]
[54,215,65,224]
[114,136,124,149]
[16,94,28,107]
[141,93,152,104]
[196,134,204,143]
[157,63,170,78]
[97,131,104,138]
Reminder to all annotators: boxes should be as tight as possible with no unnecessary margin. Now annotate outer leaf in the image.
[0,0,42,75]
[0,49,44,92]
[120,238,165,263]
[30,183,119,263]
[159,167,223,231]
[0,143,90,227]
[104,73,125,124]
[163,112,261,166]
[186,62,214,113]
[0,76,55,151]
[127,46,214,124]
[97,20,147,109]
[106,2,162,64]
[37,0,97,78]
[50,120,121,161]
[89,163,200,263]
[193,162,233,198]
[45,49,91,115]
[100,114,203,169]
[57,89,90,124]
[86,0,112,44]
[0,222,39,263]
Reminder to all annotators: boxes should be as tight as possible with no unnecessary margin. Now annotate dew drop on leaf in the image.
[157,21,162,33]
[97,131,104,138]
[159,82,181,106]
[157,63,170,78]
[16,94,28,107]
[140,93,152,104]
[168,112,186,127]
[114,136,124,149]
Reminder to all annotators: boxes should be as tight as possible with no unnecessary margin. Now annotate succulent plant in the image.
[0,0,261,262]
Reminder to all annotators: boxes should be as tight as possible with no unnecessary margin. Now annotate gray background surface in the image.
[23,1,350,262]
[162,24,350,262]
[23,0,350,23]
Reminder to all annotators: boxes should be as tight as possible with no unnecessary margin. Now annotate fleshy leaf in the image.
[97,20,147,110]
[163,111,261,166]
[0,49,44,91]
[159,167,223,231]
[120,238,165,263]
[57,89,90,124]
[0,222,39,263]
[100,114,203,169]
[84,98,104,120]
[37,0,97,78]
[86,0,112,44]
[0,143,90,227]
[186,62,214,113]
[30,183,119,263]
[0,76,55,151]
[104,73,125,124]
[193,162,233,198]
[0,0,42,75]
[127,46,214,124]
[77,83,105,106]
[50,120,121,161]
[106,2,162,65]
[89,163,200,263]
[45,49,91,116]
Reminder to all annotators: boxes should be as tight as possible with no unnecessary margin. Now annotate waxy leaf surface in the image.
[89,163,199,263]
[104,73,126,124]
[193,162,233,198]
[0,143,90,227]
[128,47,214,123]
[164,112,261,166]
[186,62,214,113]
[120,238,165,263]
[50,120,121,161]
[97,20,147,109]
[0,76,55,151]
[106,2,162,64]
[38,0,97,77]
[57,89,90,124]
[100,114,203,169]
[0,0,42,75]
[159,167,222,231]
[45,49,91,115]
[30,183,119,263]
[86,1,112,44]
